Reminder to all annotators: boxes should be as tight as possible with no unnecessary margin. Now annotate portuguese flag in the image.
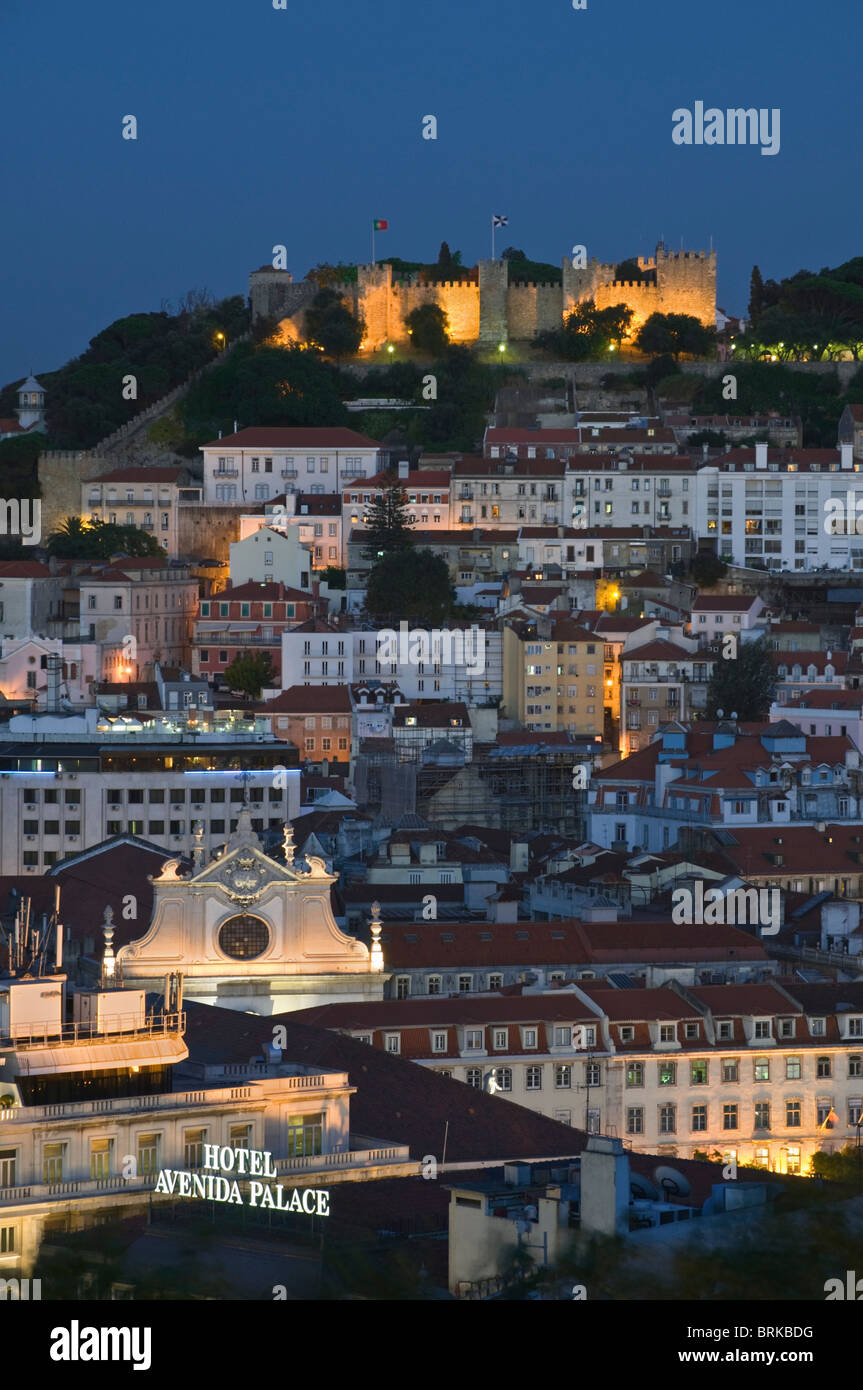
[373,219,388,231]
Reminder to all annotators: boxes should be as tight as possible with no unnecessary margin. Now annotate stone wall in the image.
[37,451,117,539]
[177,504,242,565]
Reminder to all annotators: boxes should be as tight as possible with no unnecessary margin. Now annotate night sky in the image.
[2,0,859,387]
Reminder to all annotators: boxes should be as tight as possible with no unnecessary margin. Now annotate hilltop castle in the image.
[249,243,716,349]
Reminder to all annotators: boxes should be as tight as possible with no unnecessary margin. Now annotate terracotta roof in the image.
[0,560,52,579]
[392,702,469,728]
[622,640,701,662]
[201,428,381,449]
[259,684,352,714]
[692,594,761,612]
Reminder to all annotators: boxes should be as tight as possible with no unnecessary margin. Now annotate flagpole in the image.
[372,222,375,267]
[491,215,495,262]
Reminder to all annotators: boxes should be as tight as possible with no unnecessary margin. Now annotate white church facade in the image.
[116,811,387,1013]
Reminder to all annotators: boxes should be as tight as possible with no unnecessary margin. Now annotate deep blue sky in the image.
[2,0,859,389]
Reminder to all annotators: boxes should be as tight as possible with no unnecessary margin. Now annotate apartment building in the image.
[291,978,863,1174]
[239,495,344,571]
[200,428,381,505]
[483,426,679,460]
[451,457,566,528]
[588,718,863,854]
[567,455,696,531]
[620,634,715,754]
[281,623,503,704]
[228,525,314,589]
[695,442,862,570]
[77,558,198,679]
[192,580,323,685]
[82,467,196,557]
[502,616,606,738]
[259,684,352,768]
[689,592,766,648]
[342,467,452,540]
[770,688,863,749]
[0,706,301,874]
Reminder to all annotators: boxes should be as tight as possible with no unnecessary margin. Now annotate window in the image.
[690,1059,708,1085]
[137,1134,159,1178]
[722,1104,738,1130]
[684,1024,699,1040]
[488,974,503,991]
[785,1100,801,1127]
[523,1028,537,1049]
[626,1107,644,1135]
[659,1024,676,1042]
[817,1056,832,1078]
[659,1103,676,1134]
[754,1020,771,1039]
[0,1150,17,1187]
[754,1057,770,1082]
[691,1105,707,1132]
[465,1029,484,1050]
[849,1055,862,1078]
[395,976,410,1000]
[555,1065,572,1089]
[553,1026,572,1047]
[90,1137,113,1180]
[779,1019,794,1039]
[586,1061,601,1087]
[626,1062,644,1087]
[384,1034,400,1054]
[427,976,441,995]
[754,1102,771,1130]
[184,1129,206,1168]
[458,975,472,994]
[495,1067,512,1092]
[849,1099,862,1126]
[658,1061,676,1086]
[620,1026,634,1042]
[287,1114,323,1157]
[0,1227,15,1254]
[525,1066,542,1090]
[785,1056,801,1080]
[493,1028,508,1050]
[432,1032,447,1053]
[465,1068,483,1089]
[717,1021,733,1041]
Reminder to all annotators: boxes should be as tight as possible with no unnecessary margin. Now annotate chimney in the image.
[579,1136,630,1237]
[44,653,62,713]
[841,443,854,470]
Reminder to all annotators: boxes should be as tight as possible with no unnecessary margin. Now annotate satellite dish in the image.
[730,711,738,721]
[717,708,724,719]
[654,1165,691,1197]
[630,1174,659,1200]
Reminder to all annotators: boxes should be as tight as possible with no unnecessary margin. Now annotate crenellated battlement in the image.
[250,241,716,347]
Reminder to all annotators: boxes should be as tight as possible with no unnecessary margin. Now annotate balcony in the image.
[7,1012,185,1051]
[214,468,239,478]
[281,468,298,478]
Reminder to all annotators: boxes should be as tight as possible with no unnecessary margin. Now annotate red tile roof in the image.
[201,427,381,448]
[259,684,352,714]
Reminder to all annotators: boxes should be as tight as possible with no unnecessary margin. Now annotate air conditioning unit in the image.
[68,773,77,781]
[25,835,35,841]
[24,865,35,872]
[193,803,205,810]
[24,803,36,811]
[109,803,121,811]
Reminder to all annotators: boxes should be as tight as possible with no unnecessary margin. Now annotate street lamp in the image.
[215,332,226,352]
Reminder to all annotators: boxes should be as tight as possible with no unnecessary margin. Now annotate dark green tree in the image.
[365,548,455,626]
[222,651,277,699]
[615,258,651,284]
[404,303,450,354]
[536,300,633,360]
[304,289,365,360]
[362,473,415,560]
[749,265,766,322]
[636,312,715,359]
[690,551,728,587]
[46,517,164,560]
[705,636,777,721]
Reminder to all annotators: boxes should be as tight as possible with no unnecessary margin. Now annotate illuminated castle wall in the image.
[249,244,716,349]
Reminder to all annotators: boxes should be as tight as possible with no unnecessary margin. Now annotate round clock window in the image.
[218,914,270,960]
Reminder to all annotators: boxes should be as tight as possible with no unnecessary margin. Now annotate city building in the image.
[200,428,382,505]
[193,580,324,686]
[83,467,195,557]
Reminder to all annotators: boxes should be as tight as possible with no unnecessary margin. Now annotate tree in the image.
[404,303,450,355]
[690,551,728,587]
[364,549,455,626]
[749,265,766,321]
[321,565,346,589]
[304,289,364,360]
[615,258,651,284]
[222,651,277,699]
[536,300,633,360]
[705,636,777,721]
[362,474,415,560]
[46,517,164,560]
[635,312,715,360]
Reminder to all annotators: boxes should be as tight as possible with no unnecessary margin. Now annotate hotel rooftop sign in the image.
[153,1144,330,1215]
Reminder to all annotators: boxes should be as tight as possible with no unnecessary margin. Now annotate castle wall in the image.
[251,244,717,351]
[506,284,563,339]
[37,452,117,539]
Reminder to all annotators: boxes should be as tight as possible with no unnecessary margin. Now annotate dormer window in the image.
[659,1024,676,1042]
[620,1026,635,1042]
[754,1019,771,1039]
[779,1018,795,1038]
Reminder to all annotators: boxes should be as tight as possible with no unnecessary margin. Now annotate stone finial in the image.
[283,823,296,865]
[102,905,116,985]
[369,900,384,973]
[192,821,206,872]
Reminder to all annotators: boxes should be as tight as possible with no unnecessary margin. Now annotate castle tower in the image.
[16,375,46,431]
[478,259,509,344]
[356,262,393,349]
[654,244,717,326]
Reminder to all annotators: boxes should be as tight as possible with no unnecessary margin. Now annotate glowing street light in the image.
[498,343,506,353]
